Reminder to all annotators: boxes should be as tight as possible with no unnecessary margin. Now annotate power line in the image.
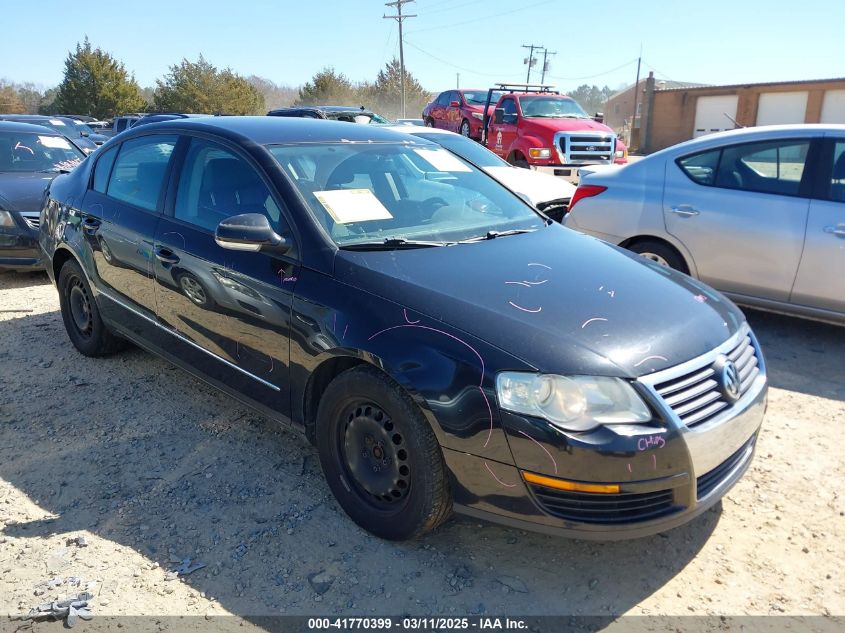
[403,39,520,78]
[383,1,417,118]
[546,58,639,82]
[406,0,556,34]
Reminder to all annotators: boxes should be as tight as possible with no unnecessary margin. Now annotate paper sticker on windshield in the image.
[49,119,67,126]
[38,135,72,149]
[313,189,393,224]
[413,148,471,172]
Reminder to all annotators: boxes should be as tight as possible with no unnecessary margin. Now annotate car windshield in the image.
[409,132,510,168]
[463,90,505,106]
[325,111,390,124]
[269,142,544,247]
[0,132,84,173]
[519,96,590,119]
[72,120,97,135]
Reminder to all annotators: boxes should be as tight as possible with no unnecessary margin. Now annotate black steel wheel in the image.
[316,365,452,540]
[58,259,125,357]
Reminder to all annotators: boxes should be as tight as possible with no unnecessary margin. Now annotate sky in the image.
[1,0,844,95]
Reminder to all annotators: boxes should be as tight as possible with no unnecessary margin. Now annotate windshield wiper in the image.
[340,237,452,250]
[458,228,537,243]
[38,168,72,174]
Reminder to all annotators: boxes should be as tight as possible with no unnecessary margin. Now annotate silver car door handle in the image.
[824,225,845,237]
[671,205,700,217]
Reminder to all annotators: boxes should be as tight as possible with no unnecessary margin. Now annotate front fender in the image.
[290,271,530,464]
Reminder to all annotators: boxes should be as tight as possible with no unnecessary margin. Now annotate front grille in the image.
[653,334,760,428]
[529,484,679,524]
[21,213,40,229]
[557,132,616,165]
[696,436,755,499]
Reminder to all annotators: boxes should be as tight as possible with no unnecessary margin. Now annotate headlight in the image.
[471,112,484,120]
[0,209,15,228]
[528,148,552,159]
[496,372,651,432]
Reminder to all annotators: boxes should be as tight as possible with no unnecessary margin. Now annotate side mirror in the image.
[449,100,461,107]
[80,132,90,137]
[215,213,288,254]
[593,112,604,123]
[493,108,505,124]
[503,113,518,125]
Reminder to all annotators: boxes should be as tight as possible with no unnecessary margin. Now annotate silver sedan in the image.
[564,124,845,325]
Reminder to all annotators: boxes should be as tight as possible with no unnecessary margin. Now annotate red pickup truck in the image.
[481,83,627,182]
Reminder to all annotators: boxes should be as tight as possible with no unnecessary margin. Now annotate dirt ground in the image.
[1,270,843,626]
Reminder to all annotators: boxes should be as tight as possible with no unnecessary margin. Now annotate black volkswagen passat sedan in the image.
[39,117,767,540]
[1,121,84,270]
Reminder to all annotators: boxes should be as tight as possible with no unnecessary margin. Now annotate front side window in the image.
[0,132,84,173]
[269,142,544,246]
[106,135,177,211]
[436,92,451,106]
[174,138,284,234]
[827,141,845,202]
[500,98,518,117]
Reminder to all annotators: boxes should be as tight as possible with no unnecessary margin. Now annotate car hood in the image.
[524,117,615,134]
[483,166,575,206]
[334,224,744,378]
[0,172,54,213]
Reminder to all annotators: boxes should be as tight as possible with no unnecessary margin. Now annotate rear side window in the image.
[678,149,720,185]
[106,135,177,211]
[92,145,118,193]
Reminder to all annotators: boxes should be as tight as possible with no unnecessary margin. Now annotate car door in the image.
[152,136,299,415]
[78,134,177,319]
[445,91,462,132]
[663,137,815,302]
[790,137,845,314]
[431,92,450,130]
[488,97,520,160]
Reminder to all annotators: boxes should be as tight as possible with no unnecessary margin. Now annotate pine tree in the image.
[153,56,264,115]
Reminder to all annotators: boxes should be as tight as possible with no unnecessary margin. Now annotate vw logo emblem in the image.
[715,356,741,402]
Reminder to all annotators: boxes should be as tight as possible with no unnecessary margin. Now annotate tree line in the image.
[0,38,617,121]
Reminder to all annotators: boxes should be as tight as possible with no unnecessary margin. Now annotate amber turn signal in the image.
[522,471,621,494]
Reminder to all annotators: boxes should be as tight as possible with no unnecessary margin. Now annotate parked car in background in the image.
[422,89,505,139]
[97,114,145,138]
[66,118,109,145]
[565,124,845,325]
[0,115,98,154]
[0,121,84,270]
[480,84,627,183]
[268,106,389,124]
[132,113,214,128]
[384,124,575,221]
[41,117,765,541]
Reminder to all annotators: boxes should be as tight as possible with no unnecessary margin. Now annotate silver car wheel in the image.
[639,252,670,267]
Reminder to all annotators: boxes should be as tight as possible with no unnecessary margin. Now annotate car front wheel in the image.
[316,365,452,540]
[460,119,471,137]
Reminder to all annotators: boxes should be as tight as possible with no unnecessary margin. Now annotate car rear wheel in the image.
[460,119,471,137]
[628,240,689,274]
[316,365,452,540]
[58,259,125,356]
[425,118,434,128]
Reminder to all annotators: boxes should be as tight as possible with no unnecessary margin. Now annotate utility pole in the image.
[630,44,642,149]
[456,72,460,89]
[540,49,556,84]
[384,0,416,118]
[522,44,542,83]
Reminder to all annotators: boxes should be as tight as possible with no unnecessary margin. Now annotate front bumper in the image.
[445,325,767,539]
[0,225,43,270]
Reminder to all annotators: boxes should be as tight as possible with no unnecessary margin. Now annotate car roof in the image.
[0,120,65,135]
[382,124,453,136]
[126,115,436,145]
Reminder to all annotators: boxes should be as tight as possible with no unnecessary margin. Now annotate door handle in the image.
[82,217,101,234]
[154,247,180,265]
[671,205,699,217]
[824,225,845,238]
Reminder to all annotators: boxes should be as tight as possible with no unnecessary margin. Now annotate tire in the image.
[58,259,125,357]
[459,119,471,137]
[628,240,689,274]
[316,365,452,540]
[425,118,434,128]
[510,155,530,169]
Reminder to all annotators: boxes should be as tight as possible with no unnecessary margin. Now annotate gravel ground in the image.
[1,270,843,625]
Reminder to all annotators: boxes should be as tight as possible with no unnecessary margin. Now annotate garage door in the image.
[820,90,845,123]
[693,95,739,138]
[756,92,808,125]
